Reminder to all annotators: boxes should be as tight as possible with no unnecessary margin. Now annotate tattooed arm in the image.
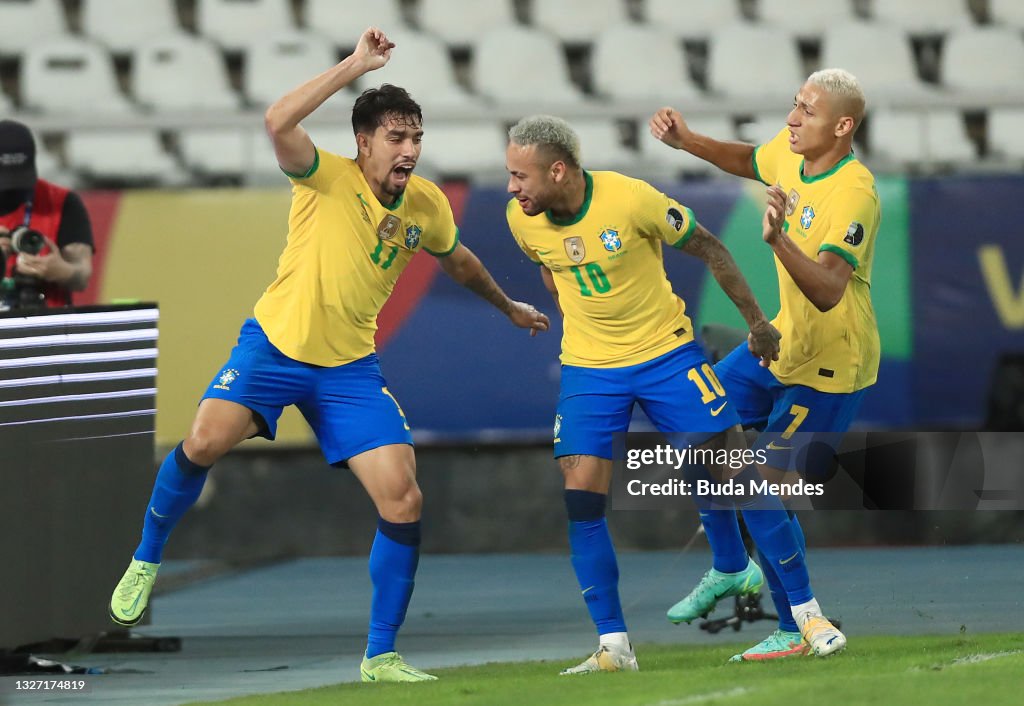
[680,224,780,367]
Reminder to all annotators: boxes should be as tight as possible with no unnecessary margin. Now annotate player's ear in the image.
[549,160,566,183]
[355,131,371,157]
[834,116,855,138]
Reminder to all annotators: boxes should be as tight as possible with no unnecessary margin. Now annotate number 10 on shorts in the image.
[687,363,725,404]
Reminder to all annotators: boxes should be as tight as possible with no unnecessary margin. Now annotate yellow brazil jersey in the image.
[753,127,881,393]
[253,148,459,366]
[507,170,698,368]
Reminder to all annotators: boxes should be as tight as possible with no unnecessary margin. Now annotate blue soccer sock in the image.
[758,512,806,632]
[733,470,813,607]
[699,509,749,574]
[564,490,627,636]
[366,518,420,659]
[134,442,210,564]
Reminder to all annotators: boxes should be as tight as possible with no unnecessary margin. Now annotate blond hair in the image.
[807,68,866,131]
[508,115,581,168]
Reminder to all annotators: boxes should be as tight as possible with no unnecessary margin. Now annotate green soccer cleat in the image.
[360,652,438,682]
[559,644,639,676]
[667,558,764,624]
[728,630,809,662]
[109,559,160,627]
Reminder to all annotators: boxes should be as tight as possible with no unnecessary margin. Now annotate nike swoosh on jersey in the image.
[710,402,728,416]
[767,441,793,450]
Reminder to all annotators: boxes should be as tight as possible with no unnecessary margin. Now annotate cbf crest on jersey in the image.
[564,236,586,263]
[800,206,816,230]
[599,228,622,253]
[405,224,422,249]
[214,368,239,391]
[377,214,402,240]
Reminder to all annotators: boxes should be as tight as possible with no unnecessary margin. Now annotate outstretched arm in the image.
[264,27,395,174]
[681,225,780,367]
[762,186,853,312]
[437,243,551,336]
[649,107,757,180]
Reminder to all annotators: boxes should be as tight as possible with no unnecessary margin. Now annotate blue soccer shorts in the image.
[554,341,742,459]
[201,318,413,464]
[713,341,866,475]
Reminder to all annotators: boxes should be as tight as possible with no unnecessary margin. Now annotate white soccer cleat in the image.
[559,644,639,675]
[800,615,847,657]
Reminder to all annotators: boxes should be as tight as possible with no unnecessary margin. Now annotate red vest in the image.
[1,179,71,308]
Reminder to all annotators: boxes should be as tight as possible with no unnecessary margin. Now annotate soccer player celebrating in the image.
[649,68,878,661]
[504,115,844,674]
[108,27,549,683]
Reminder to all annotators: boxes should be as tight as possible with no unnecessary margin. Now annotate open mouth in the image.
[392,164,415,183]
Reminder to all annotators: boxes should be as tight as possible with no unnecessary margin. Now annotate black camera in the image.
[1,226,46,310]
[10,225,45,255]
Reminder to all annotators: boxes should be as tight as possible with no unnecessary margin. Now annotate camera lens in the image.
[11,226,45,256]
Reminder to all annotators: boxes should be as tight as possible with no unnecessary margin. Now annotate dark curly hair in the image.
[351,84,422,135]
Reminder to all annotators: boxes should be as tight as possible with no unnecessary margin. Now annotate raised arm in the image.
[681,225,781,367]
[437,243,550,336]
[264,27,395,175]
[649,107,757,180]
[762,186,853,312]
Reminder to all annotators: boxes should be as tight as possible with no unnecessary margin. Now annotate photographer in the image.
[0,120,93,309]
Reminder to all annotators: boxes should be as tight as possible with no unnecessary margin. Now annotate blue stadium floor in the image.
[6,546,1023,705]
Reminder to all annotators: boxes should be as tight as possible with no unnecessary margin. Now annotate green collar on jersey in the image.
[799,151,856,184]
[546,170,593,226]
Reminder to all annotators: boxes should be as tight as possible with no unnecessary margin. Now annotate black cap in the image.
[0,120,37,191]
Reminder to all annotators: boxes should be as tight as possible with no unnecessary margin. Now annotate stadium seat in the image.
[305,0,408,46]
[868,110,975,167]
[472,27,584,109]
[736,113,787,145]
[867,0,974,36]
[243,30,343,108]
[570,120,637,173]
[638,116,736,177]
[21,38,135,115]
[987,109,1024,162]
[178,128,251,179]
[989,0,1024,29]
[81,0,180,54]
[592,25,700,103]
[707,25,803,101]
[643,0,743,41]
[66,130,185,184]
[532,0,631,45]
[0,0,67,57]
[133,33,241,111]
[195,0,294,52]
[416,122,508,180]
[418,0,517,49]
[757,0,858,40]
[940,27,1024,99]
[820,22,934,100]
[357,30,477,112]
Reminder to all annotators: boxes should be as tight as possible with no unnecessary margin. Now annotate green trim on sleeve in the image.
[819,243,859,269]
[425,227,460,257]
[671,206,699,249]
[281,148,320,179]
[751,145,767,184]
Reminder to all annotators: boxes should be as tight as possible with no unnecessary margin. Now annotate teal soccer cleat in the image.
[667,558,764,624]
